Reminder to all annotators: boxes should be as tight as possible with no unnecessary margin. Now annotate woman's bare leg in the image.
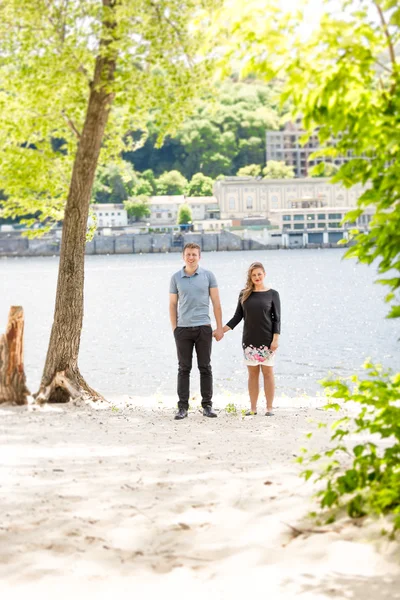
[261,366,275,412]
[247,365,260,412]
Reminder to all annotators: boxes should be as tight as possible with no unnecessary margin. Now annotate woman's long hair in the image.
[241,262,266,305]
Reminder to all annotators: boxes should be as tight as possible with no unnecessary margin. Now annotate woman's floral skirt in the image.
[243,344,275,366]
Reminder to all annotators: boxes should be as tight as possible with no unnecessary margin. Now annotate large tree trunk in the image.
[35,0,117,404]
[0,306,30,405]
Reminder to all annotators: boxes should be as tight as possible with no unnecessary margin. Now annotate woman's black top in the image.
[226,289,281,348]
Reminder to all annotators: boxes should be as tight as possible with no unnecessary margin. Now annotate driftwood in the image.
[0,306,30,404]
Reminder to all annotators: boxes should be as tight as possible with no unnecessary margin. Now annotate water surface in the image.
[1,249,398,400]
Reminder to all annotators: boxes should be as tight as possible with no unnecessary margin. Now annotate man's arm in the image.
[210,287,224,341]
[169,293,178,331]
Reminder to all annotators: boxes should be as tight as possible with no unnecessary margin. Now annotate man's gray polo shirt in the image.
[170,266,218,327]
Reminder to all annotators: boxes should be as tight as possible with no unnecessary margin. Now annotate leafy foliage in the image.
[124,80,283,178]
[123,196,150,222]
[298,364,400,535]
[237,164,262,177]
[0,0,219,230]
[263,160,294,179]
[177,203,192,224]
[93,162,153,203]
[186,173,214,196]
[310,163,339,178]
[156,170,188,196]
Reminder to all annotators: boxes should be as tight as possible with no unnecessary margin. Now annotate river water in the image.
[1,249,399,401]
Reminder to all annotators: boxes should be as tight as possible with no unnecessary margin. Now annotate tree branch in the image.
[373,1,397,69]
[61,110,81,139]
[149,1,194,69]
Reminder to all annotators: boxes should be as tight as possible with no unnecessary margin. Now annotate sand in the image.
[0,392,399,600]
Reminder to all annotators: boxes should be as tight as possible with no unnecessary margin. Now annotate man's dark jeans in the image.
[174,325,213,410]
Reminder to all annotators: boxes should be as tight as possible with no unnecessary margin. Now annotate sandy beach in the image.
[1,393,399,600]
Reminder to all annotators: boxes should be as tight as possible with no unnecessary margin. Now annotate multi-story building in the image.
[148,196,184,225]
[214,177,364,221]
[266,122,352,178]
[90,204,128,228]
[148,196,220,227]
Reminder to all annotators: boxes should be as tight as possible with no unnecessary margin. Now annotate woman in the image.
[217,262,281,416]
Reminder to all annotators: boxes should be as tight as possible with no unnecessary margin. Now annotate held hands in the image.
[212,327,224,342]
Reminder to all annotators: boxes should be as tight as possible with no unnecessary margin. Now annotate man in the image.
[169,242,224,420]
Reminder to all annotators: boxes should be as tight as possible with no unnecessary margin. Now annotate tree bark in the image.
[35,0,117,404]
[0,306,30,405]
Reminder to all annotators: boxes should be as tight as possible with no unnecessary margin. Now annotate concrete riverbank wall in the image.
[0,230,346,258]
[0,231,269,258]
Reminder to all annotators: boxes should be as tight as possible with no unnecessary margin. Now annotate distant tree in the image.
[177,203,192,225]
[186,173,214,196]
[237,164,262,177]
[263,160,295,179]
[156,170,188,195]
[93,162,153,202]
[133,178,153,196]
[140,169,157,195]
[125,80,283,178]
[93,162,136,203]
[310,162,339,178]
[123,196,150,222]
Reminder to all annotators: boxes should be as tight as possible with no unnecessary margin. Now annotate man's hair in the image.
[183,242,201,254]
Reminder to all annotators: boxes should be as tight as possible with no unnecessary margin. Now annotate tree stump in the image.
[0,306,30,405]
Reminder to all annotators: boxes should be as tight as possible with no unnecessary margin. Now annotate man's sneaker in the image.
[174,408,188,420]
[203,406,217,418]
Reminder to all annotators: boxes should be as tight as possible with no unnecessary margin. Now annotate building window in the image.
[306,214,315,220]
[105,212,109,216]
[156,213,161,218]
[293,214,304,221]
[229,197,235,209]
[271,195,278,208]
[329,213,342,220]
[246,196,253,209]
[283,224,291,230]
[282,215,291,222]
[117,212,121,216]
[329,222,341,228]
[99,212,102,216]
[316,222,325,228]
[294,223,304,230]
[317,214,325,220]
[307,223,316,229]
[168,212,172,218]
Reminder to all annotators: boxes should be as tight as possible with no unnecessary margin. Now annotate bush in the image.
[262,160,294,179]
[236,164,262,177]
[298,362,400,536]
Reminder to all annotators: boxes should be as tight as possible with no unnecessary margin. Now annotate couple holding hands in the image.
[169,243,281,420]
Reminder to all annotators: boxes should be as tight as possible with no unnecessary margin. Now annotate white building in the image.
[148,196,220,226]
[148,196,184,225]
[214,177,364,221]
[90,204,128,228]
